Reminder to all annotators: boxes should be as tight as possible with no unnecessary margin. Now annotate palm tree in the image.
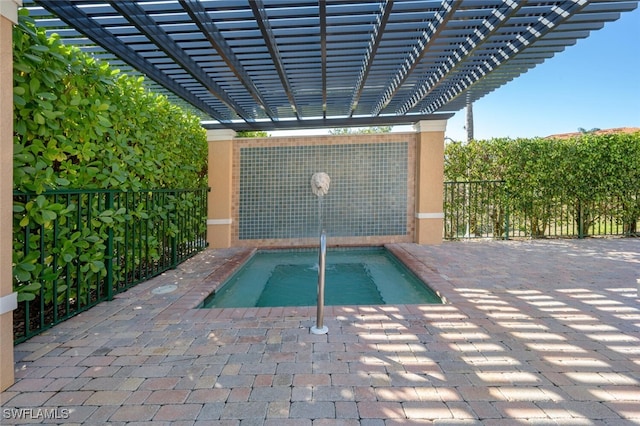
[465,102,474,143]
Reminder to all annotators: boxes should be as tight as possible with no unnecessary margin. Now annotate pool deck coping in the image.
[164,244,449,318]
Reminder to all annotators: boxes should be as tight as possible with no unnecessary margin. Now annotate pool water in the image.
[201,247,441,308]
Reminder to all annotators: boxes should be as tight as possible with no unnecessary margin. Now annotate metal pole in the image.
[311,231,328,334]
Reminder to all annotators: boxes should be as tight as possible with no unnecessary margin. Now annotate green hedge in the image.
[12,11,208,306]
[13,10,207,193]
[444,132,640,236]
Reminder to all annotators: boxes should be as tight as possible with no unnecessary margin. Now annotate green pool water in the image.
[201,247,441,308]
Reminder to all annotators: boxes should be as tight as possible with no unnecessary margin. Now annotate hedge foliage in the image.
[13,10,207,193]
[12,10,208,309]
[444,132,640,236]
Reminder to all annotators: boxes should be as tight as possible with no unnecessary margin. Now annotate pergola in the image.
[20,0,639,131]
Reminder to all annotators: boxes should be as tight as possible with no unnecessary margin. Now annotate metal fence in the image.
[12,188,208,343]
[444,181,640,240]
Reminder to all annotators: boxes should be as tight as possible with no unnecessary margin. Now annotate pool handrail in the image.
[311,231,329,334]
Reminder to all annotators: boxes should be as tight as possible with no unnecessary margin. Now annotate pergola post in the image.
[206,129,236,248]
[1,0,21,392]
[414,119,447,245]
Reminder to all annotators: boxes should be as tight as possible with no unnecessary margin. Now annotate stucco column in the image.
[414,119,447,245]
[1,0,21,392]
[206,129,236,248]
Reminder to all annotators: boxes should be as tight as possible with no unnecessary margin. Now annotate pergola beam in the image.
[249,0,301,121]
[319,0,327,119]
[202,113,454,132]
[396,0,523,115]
[36,0,232,126]
[179,0,278,121]
[349,0,394,118]
[108,1,255,124]
[371,0,462,116]
[420,0,591,114]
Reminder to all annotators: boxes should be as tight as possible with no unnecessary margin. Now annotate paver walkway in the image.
[1,238,639,425]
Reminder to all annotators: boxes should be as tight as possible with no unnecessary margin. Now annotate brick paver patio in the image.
[2,239,639,425]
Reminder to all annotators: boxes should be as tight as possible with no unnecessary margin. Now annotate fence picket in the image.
[444,181,639,240]
[12,188,208,344]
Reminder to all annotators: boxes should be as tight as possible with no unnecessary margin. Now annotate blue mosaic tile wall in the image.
[238,142,408,240]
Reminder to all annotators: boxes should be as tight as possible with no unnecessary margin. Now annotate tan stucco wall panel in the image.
[1,11,17,392]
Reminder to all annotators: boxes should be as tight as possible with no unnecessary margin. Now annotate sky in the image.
[443,4,640,141]
[272,5,640,141]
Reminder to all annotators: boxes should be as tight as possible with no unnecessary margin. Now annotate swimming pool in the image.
[201,247,442,308]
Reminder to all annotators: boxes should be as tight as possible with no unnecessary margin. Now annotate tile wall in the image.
[232,134,416,247]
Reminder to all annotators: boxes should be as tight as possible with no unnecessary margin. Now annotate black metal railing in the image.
[444,181,639,240]
[444,181,508,239]
[12,188,208,343]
